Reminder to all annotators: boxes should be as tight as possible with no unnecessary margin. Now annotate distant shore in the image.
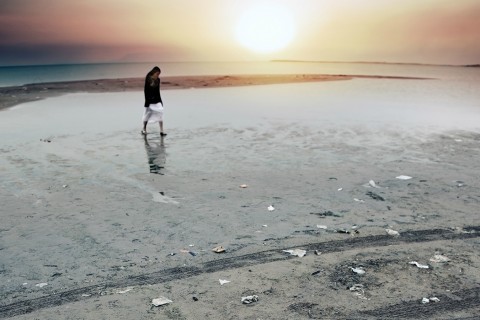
[272,59,480,67]
[0,73,431,111]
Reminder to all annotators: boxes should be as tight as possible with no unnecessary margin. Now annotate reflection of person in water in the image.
[143,135,166,174]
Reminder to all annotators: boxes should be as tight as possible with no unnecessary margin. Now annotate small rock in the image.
[212,246,226,253]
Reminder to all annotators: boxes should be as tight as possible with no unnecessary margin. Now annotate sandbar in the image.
[0,73,429,111]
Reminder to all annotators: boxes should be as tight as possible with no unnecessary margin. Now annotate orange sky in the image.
[1,0,479,66]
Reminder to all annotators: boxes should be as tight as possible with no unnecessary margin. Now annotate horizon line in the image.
[0,60,478,68]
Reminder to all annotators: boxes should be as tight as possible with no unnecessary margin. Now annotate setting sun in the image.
[234,3,295,54]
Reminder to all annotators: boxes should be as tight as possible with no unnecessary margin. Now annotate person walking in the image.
[142,66,167,136]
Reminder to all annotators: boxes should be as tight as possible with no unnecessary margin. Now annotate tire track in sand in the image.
[0,226,478,318]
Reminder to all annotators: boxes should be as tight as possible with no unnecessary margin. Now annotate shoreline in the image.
[0,73,430,111]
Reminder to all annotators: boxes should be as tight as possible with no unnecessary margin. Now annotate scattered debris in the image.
[368,180,380,188]
[35,283,48,288]
[337,188,343,191]
[192,296,199,301]
[267,205,275,211]
[262,224,268,227]
[283,249,307,257]
[351,267,366,275]
[386,228,400,236]
[116,287,133,294]
[152,296,173,306]
[310,211,341,217]
[430,254,450,263]
[349,284,368,300]
[81,294,91,297]
[349,284,364,292]
[337,229,359,235]
[241,295,259,304]
[455,181,465,187]
[167,252,176,256]
[396,175,412,180]
[422,297,440,304]
[311,270,322,276]
[366,191,385,201]
[455,227,476,234]
[219,279,231,285]
[239,184,248,188]
[316,225,327,229]
[180,249,197,256]
[409,261,429,269]
[314,250,322,255]
[212,245,226,253]
[354,198,365,203]
[62,184,68,188]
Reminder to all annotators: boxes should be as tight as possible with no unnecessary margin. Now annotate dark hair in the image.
[147,66,161,76]
[146,66,161,86]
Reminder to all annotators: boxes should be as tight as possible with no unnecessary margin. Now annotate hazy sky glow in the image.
[1,0,479,66]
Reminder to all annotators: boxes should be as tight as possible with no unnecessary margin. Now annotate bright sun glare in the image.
[235,3,295,54]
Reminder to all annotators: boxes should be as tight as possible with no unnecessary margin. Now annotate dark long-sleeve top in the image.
[144,77,162,107]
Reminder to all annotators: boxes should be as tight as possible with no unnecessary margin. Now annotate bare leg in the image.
[142,121,147,134]
[160,121,166,136]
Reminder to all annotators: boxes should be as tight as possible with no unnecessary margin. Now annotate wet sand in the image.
[0,76,479,319]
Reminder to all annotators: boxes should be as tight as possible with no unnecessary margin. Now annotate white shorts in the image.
[142,103,164,123]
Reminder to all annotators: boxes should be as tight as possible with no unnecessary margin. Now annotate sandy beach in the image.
[0,74,479,319]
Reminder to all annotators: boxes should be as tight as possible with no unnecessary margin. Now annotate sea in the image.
[0,61,479,88]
